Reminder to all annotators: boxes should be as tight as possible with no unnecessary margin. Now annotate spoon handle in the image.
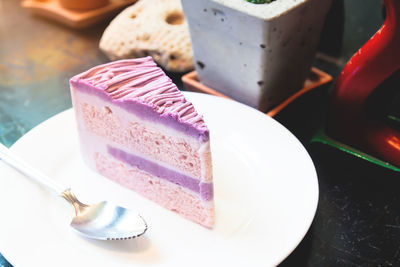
[0,143,65,195]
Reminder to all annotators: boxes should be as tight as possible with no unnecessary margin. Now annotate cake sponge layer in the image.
[108,146,213,201]
[74,91,212,181]
[95,152,215,227]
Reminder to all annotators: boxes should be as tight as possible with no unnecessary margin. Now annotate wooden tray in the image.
[21,0,137,29]
[182,67,333,117]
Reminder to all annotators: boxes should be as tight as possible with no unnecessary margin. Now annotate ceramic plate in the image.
[0,92,318,267]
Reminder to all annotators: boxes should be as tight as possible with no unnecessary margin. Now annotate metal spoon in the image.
[0,143,147,240]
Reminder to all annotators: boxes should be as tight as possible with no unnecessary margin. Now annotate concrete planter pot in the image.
[181,0,332,111]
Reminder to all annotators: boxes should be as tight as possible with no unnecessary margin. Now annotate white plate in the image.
[0,92,318,267]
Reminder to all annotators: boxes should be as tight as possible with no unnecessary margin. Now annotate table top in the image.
[1,0,399,266]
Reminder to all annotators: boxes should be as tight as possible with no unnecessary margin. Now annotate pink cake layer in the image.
[95,152,214,228]
[78,99,211,180]
[70,57,214,227]
[73,95,213,199]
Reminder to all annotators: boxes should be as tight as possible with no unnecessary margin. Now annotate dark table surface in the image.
[1,0,399,266]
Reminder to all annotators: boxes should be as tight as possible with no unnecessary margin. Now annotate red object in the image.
[327,0,400,166]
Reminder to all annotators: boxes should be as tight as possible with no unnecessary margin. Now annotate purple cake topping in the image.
[70,57,209,141]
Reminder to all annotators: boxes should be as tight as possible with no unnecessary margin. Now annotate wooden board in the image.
[182,67,333,117]
[21,0,137,29]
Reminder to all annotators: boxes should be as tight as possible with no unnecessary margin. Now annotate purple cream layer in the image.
[108,146,213,201]
[70,57,209,142]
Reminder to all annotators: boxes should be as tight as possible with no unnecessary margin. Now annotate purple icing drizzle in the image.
[108,146,213,201]
[70,57,209,141]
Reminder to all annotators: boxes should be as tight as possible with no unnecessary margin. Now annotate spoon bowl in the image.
[0,143,148,240]
[71,202,147,240]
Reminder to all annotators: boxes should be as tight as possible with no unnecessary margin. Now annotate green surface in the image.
[312,128,400,172]
[0,257,11,267]
[342,0,383,61]
[0,1,109,147]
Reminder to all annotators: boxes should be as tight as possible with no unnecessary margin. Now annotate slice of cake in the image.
[69,57,214,227]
